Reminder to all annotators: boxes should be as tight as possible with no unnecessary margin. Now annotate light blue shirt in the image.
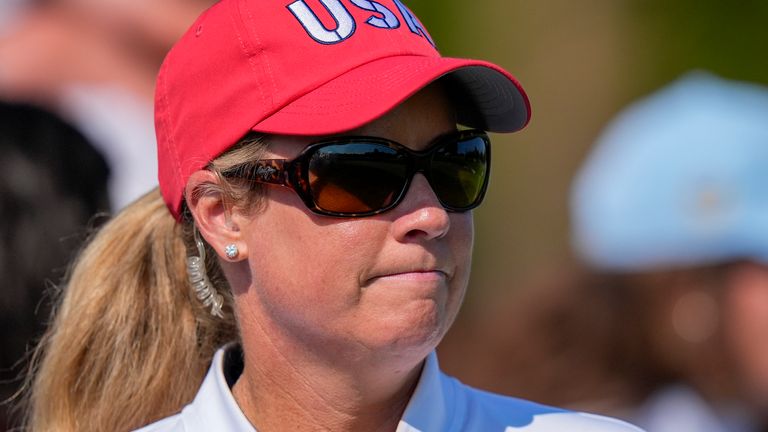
[135,346,643,431]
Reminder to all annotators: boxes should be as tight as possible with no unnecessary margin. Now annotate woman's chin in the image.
[356,308,450,360]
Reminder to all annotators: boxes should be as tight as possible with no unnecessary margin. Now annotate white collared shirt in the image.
[135,346,643,431]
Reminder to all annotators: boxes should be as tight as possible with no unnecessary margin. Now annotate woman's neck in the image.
[231,340,425,432]
[228,299,436,432]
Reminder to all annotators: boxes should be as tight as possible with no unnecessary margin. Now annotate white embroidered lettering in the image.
[287,0,357,44]
[350,0,400,29]
[392,0,434,46]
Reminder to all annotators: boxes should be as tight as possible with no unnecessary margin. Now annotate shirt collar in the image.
[188,345,255,431]
[398,351,459,431]
[191,347,449,432]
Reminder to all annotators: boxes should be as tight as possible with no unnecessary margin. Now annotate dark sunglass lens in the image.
[308,143,409,214]
[430,136,489,209]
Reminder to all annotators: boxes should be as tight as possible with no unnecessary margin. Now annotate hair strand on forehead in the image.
[190,133,270,218]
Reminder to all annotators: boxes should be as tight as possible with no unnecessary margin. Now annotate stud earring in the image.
[186,226,224,318]
[225,244,238,259]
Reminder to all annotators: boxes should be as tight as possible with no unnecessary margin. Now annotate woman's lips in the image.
[371,270,447,282]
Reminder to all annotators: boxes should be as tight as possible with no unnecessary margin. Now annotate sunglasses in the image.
[224,129,491,217]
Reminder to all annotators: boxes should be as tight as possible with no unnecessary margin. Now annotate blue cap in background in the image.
[571,71,768,271]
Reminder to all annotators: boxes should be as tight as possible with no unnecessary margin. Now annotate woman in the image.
[25,0,643,431]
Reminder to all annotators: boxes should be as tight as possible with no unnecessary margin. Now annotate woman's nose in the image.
[389,173,451,242]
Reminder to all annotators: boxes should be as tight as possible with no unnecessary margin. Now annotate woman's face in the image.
[231,86,473,363]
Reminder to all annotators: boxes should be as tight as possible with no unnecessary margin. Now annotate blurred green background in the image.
[404,0,768,386]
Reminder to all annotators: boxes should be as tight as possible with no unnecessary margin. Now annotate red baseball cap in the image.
[156,0,531,220]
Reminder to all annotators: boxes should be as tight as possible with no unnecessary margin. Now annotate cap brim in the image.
[251,55,530,136]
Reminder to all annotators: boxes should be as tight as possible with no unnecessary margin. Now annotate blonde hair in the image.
[24,134,267,432]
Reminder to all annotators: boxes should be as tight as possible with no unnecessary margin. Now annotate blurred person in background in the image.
[0,0,214,209]
[464,71,768,432]
[568,71,768,432]
[0,101,110,430]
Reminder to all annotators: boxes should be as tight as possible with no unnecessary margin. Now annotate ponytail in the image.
[25,189,238,432]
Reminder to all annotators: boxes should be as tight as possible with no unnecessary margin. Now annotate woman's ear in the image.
[185,170,248,261]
